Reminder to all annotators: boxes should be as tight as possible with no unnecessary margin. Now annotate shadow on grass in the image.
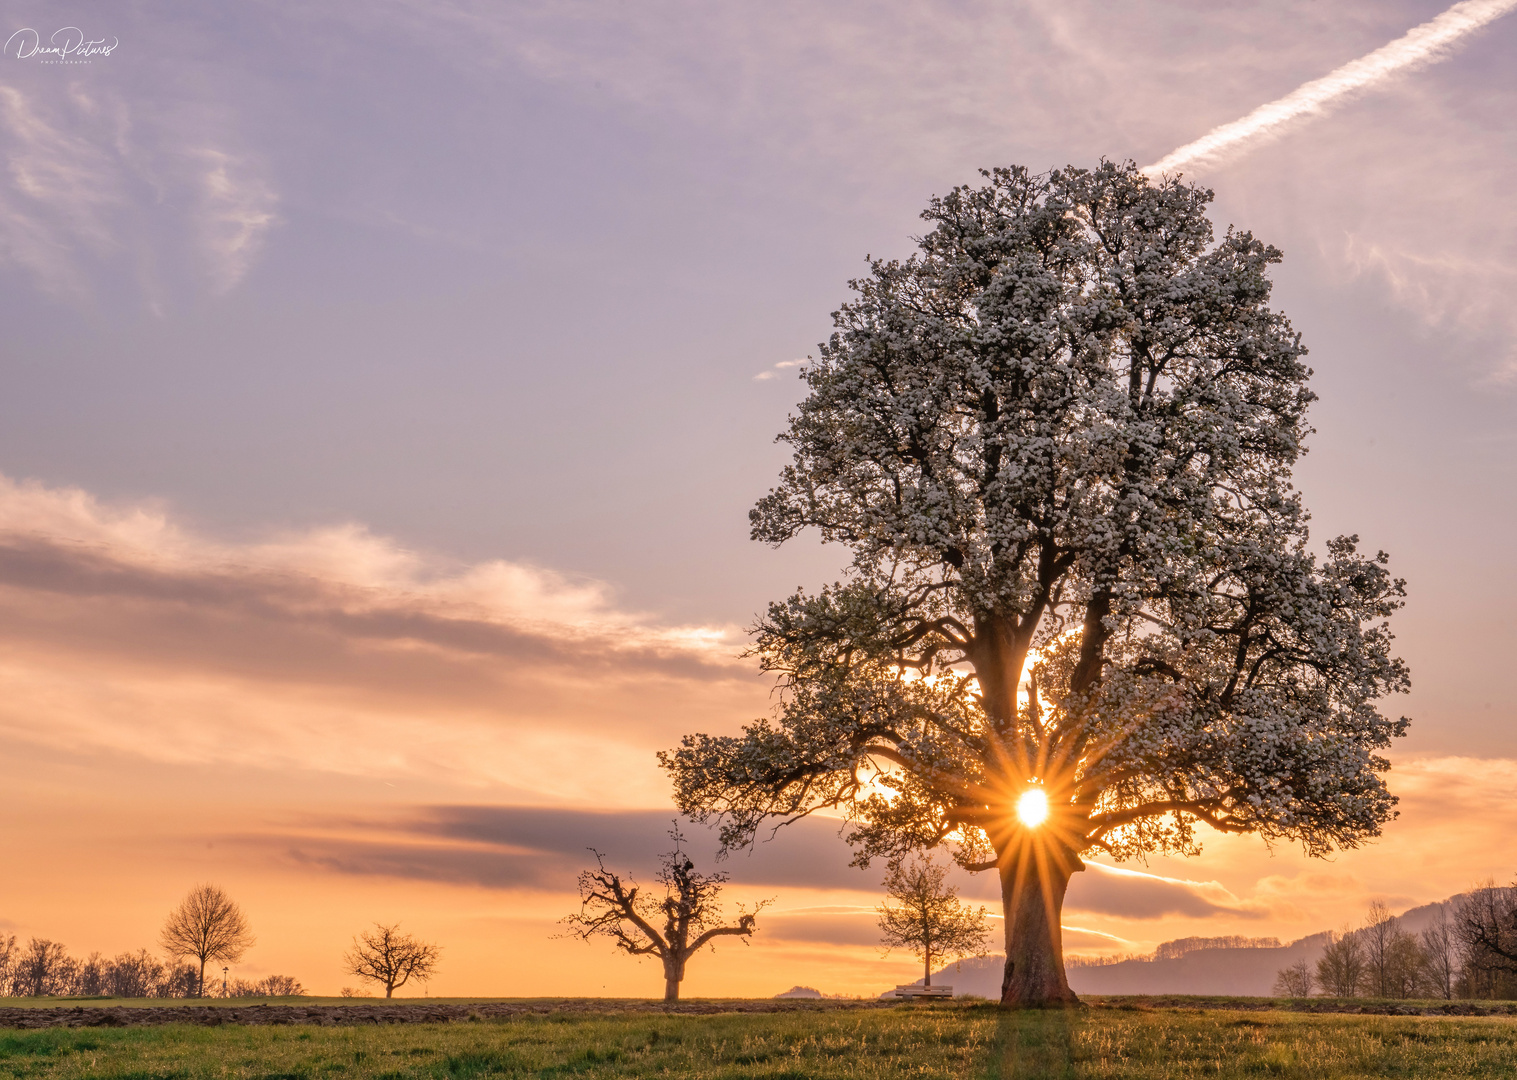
[987,1009,1079,1080]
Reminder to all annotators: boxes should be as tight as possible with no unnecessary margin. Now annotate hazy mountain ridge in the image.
[891,897,1462,998]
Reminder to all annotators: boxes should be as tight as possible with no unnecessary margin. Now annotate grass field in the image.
[3,1003,1517,1079]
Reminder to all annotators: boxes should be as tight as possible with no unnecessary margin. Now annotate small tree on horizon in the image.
[876,856,989,989]
[1272,957,1313,998]
[560,827,768,1002]
[159,885,255,997]
[661,161,1410,1007]
[342,924,441,998]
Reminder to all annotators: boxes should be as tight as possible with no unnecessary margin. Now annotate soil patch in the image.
[4,996,1515,1029]
[0,999,891,1029]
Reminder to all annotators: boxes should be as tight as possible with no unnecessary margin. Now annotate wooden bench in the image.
[889,984,954,1000]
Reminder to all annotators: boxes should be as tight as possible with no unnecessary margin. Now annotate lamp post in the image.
[222,967,228,998]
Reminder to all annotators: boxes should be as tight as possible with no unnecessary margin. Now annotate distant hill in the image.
[892,895,1462,998]
[774,986,824,999]
[900,936,1329,998]
[1068,933,1334,997]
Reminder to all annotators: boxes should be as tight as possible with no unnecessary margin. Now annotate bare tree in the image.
[1421,905,1459,1000]
[0,935,16,996]
[159,884,256,996]
[1362,901,1398,998]
[1272,957,1314,997]
[876,856,989,989]
[1385,931,1429,999]
[256,974,304,996]
[104,950,167,998]
[1359,899,1431,999]
[230,974,306,997]
[73,953,107,996]
[0,941,214,1000]
[158,963,202,998]
[11,939,71,998]
[561,828,768,1002]
[343,924,440,998]
[1454,879,1517,998]
[1315,928,1366,997]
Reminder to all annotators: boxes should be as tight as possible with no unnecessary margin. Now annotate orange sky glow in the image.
[2,476,1513,998]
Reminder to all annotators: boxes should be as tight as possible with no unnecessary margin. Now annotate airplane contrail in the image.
[1144,0,1517,177]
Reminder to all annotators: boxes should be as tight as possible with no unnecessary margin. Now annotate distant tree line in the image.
[0,936,302,998]
[1155,936,1282,961]
[1065,936,1284,969]
[1,884,446,1000]
[0,885,303,999]
[1276,882,1517,1000]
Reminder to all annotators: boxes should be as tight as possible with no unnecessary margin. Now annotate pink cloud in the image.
[0,473,761,799]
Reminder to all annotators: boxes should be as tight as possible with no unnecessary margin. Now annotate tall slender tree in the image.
[1420,905,1458,1000]
[662,161,1410,1006]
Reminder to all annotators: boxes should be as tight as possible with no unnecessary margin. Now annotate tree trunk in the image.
[998,850,1082,1007]
[385,983,394,998]
[197,959,206,999]
[663,955,681,1002]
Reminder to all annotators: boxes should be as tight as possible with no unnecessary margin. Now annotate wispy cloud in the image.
[0,80,279,300]
[1145,0,1517,176]
[753,358,807,382]
[0,83,123,293]
[1338,233,1517,376]
[194,148,279,292]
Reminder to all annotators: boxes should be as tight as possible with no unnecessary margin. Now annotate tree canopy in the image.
[159,884,255,997]
[343,924,441,998]
[661,160,1410,1005]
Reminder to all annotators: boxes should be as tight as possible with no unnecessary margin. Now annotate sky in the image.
[0,0,1514,998]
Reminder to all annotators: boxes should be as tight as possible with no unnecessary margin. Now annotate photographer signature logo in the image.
[5,27,119,64]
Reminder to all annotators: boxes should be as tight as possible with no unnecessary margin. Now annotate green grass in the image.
[2,1005,1517,1079]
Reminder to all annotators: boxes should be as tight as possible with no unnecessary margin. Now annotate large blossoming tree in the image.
[660,162,1410,1006]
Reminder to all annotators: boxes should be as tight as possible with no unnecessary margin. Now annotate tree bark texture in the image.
[663,956,683,1002]
[999,853,1081,1007]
